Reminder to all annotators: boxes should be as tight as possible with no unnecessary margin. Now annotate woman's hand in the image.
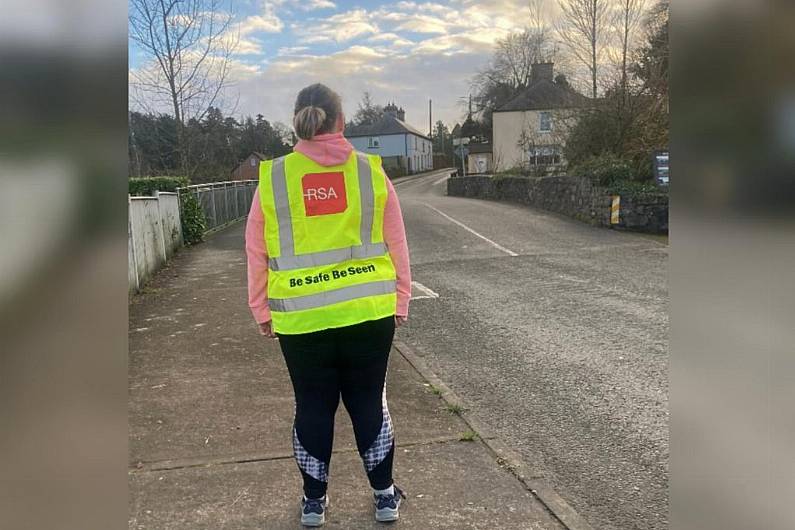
[395,315,408,328]
[258,321,277,338]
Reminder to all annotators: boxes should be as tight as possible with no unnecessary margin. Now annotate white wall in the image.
[493,109,572,171]
[128,192,183,293]
[348,133,433,173]
[348,134,407,158]
[406,134,433,172]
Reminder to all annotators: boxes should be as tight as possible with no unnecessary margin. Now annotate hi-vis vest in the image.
[259,151,397,335]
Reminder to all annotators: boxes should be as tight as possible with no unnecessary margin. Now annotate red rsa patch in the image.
[301,171,347,216]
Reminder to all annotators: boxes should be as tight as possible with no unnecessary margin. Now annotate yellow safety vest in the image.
[259,151,397,335]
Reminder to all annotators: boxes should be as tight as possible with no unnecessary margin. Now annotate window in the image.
[528,145,560,166]
[539,111,552,132]
[250,157,257,167]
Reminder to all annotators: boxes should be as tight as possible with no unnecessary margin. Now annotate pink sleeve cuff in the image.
[250,303,272,324]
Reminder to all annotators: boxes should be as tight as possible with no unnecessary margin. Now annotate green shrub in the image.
[606,179,667,197]
[571,154,633,187]
[178,191,207,245]
[129,176,189,196]
[129,176,206,245]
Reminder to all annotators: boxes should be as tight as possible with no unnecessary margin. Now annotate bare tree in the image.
[471,14,558,138]
[555,0,611,98]
[613,0,647,96]
[129,0,238,176]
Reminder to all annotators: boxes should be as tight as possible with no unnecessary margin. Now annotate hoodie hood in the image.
[294,131,354,167]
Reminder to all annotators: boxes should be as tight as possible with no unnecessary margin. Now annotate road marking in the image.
[411,281,439,300]
[422,203,519,257]
[432,175,449,186]
[393,170,452,187]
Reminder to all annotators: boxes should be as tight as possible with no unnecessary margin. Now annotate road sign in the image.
[452,137,470,146]
[653,150,669,187]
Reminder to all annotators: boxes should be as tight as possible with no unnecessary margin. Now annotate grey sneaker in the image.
[300,494,329,527]
[374,485,406,522]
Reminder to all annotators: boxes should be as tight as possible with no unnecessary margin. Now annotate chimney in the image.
[531,62,554,84]
[384,102,398,118]
[397,106,405,121]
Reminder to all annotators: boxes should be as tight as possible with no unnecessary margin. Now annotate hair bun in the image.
[293,105,327,140]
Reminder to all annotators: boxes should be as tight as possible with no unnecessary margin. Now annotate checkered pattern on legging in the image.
[293,426,329,482]
[362,386,394,472]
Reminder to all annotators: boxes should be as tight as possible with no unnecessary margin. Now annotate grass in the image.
[459,431,477,442]
[429,385,443,396]
[445,403,464,415]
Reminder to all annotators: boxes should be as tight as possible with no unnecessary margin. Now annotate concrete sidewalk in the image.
[128,222,564,529]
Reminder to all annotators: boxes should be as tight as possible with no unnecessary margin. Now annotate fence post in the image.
[155,190,168,262]
[210,184,218,230]
[128,195,140,292]
[224,182,230,225]
[234,182,240,220]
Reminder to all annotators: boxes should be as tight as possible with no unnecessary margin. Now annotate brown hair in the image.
[293,83,343,140]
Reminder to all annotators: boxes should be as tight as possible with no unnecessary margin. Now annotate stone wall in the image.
[446,174,668,233]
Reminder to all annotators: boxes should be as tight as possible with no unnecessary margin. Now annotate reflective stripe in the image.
[269,242,387,271]
[271,157,294,257]
[270,280,396,312]
[356,153,374,245]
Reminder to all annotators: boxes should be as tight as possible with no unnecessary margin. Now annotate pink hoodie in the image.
[245,132,412,324]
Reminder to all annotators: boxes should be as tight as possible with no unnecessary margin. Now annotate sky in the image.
[128,0,550,133]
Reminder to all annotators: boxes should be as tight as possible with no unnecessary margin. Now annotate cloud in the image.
[292,9,379,43]
[239,13,283,35]
[133,0,558,126]
[366,32,414,47]
[233,36,495,129]
[393,14,450,34]
[296,0,336,10]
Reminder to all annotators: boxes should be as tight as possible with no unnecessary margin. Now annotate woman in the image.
[245,83,411,527]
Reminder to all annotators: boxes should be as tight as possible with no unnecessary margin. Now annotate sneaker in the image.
[374,485,406,522]
[300,494,329,527]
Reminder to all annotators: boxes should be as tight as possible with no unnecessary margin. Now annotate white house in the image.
[492,63,589,171]
[345,103,433,175]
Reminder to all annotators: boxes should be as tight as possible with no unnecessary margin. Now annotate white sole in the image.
[375,500,400,522]
[375,510,399,522]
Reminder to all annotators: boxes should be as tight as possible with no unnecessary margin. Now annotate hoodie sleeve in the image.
[245,189,271,324]
[382,175,412,316]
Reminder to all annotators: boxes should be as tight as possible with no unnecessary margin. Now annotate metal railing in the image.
[179,180,258,232]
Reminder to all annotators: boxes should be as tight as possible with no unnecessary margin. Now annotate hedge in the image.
[128,176,206,246]
[571,154,632,187]
[129,176,189,196]
[178,191,207,245]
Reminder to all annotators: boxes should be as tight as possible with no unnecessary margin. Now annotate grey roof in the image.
[345,114,430,140]
[495,79,589,112]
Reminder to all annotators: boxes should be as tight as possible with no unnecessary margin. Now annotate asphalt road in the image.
[393,170,669,530]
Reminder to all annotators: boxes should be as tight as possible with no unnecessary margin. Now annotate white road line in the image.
[422,203,519,257]
[432,175,449,186]
[393,170,451,187]
[411,281,439,300]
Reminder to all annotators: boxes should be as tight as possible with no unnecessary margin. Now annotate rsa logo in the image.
[302,171,347,216]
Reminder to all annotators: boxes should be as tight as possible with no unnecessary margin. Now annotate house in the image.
[492,62,589,171]
[466,143,493,174]
[345,103,433,175]
[231,152,268,181]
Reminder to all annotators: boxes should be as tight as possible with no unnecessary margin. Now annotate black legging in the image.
[278,316,396,499]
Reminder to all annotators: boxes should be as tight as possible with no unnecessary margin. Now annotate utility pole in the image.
[429,99,432,137]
